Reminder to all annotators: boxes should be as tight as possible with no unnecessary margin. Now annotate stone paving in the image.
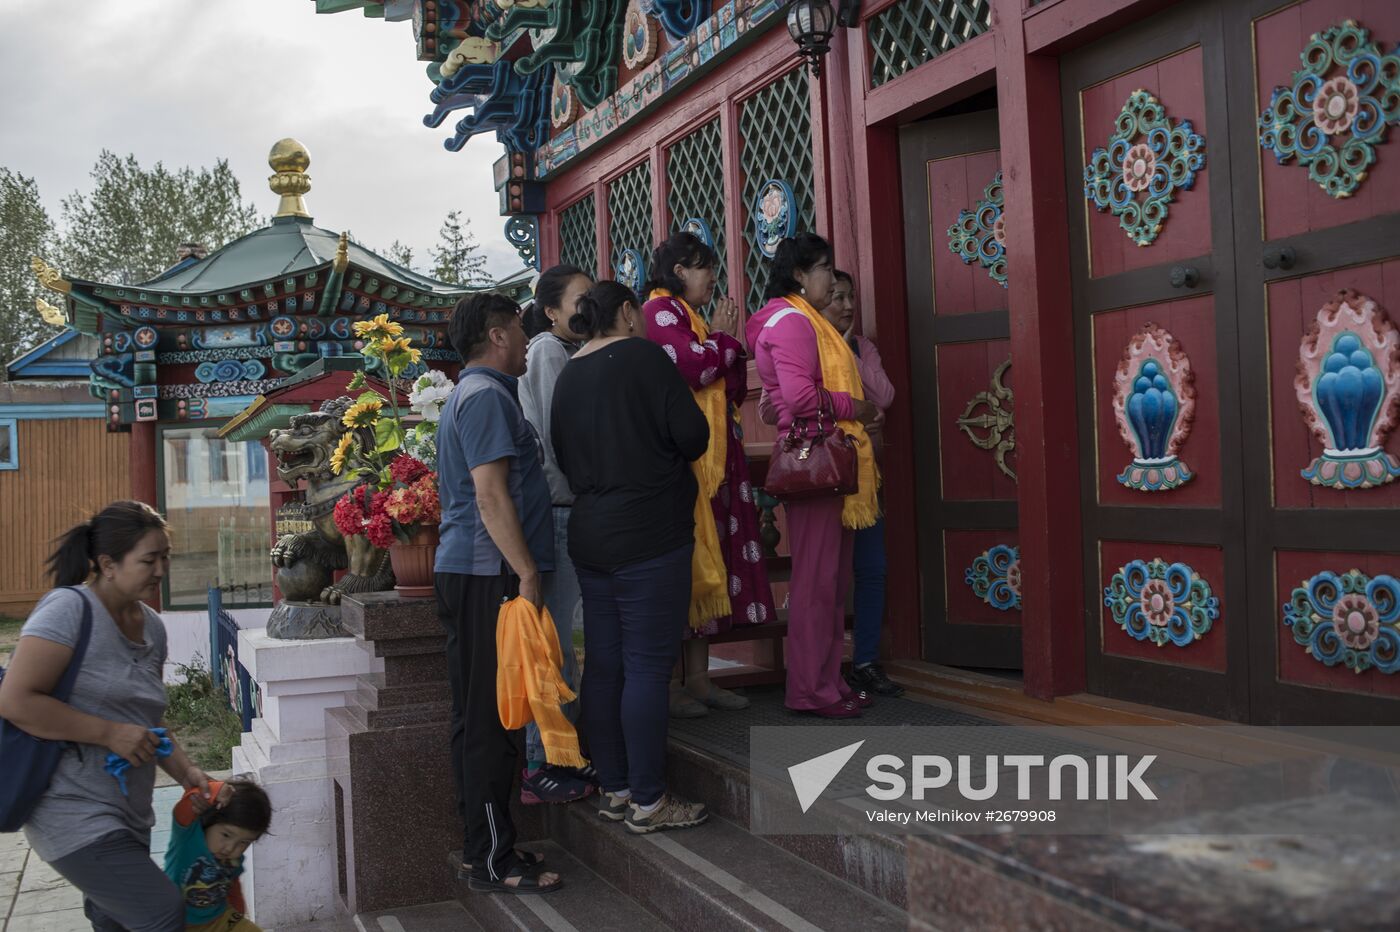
[3,783,196,931]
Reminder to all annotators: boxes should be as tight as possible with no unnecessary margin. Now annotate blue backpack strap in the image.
[50,587,93,700]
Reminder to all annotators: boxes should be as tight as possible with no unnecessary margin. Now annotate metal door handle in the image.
[1169,266,1199,288]
[1263,246,1296,270]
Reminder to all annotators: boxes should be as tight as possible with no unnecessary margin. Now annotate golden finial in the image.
[31,256,71,294]
[334,232,349,273]
[36,296,66,326]
[268,138,312,219]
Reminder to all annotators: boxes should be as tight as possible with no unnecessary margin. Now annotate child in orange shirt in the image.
[163,778,271,931]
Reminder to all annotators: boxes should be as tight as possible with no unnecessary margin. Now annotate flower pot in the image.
[389,524,440,599]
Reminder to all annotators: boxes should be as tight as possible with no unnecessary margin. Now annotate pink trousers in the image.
[784,497,854,710]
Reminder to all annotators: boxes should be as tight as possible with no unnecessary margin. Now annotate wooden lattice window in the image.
[740,69,817,312]
[867,0,991,89]
[607,160,654,289]
[559,194,597,277]
[666,119,729,305]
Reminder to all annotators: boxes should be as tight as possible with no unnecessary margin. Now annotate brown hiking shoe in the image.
[625,794,709,834]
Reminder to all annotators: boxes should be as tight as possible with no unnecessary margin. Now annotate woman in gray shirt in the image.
[0,501,213,931]
[518,264,597,802]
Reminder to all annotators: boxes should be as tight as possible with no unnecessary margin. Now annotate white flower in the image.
[730,575,743,596]
[690,342,706,355]
[743,541,762,564]
[739,481,752,503]
[729,516,739,536]
[409,370,454,423]
[663,344,678,363]
[701,367,719,384]
[724,348,737,367]
[655,310,679,327]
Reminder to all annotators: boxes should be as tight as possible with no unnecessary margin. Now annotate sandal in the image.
[452,848,543,880]
[467,860,564,895]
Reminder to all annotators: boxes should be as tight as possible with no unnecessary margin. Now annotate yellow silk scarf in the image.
[649,289,732,628]
[785,294,881,529]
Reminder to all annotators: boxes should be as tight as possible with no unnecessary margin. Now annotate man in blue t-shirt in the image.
[434,292,562,894]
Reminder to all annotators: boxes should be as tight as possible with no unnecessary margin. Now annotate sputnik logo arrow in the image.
[788,740,865,813]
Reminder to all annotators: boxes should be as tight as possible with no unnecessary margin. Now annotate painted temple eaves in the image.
[316,0,792,271]
[30,138,530,432]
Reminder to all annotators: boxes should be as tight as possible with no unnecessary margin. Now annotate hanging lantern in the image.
[786,0,836,77]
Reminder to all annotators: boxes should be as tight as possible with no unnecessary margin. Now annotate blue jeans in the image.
[578,543,693,807]
[852,514,888,666]
[526,506,583,766]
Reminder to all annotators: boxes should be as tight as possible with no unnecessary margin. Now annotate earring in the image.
[799,286,806,296]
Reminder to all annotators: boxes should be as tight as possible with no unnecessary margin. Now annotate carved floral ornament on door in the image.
[955,357,1016,481]
[1083,90,1206,247]
[947,170,1007,288]
[1104,558,1219,649]
[1113,324,1196,492]
[1294,289,1400,490]
[1258,20,1400,199]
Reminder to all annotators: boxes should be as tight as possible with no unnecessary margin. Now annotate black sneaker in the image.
[847,662,905,697]
[520,766,594,805]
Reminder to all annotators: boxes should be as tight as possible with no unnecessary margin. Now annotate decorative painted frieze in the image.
[753,179,796,259]
[1083,90,1206,247]
[1113,324,1196,491]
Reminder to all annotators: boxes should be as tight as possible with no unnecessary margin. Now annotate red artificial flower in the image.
[384,487,423,525]
[411,474,440,524]
[333,494,365,537]
[365,512,397,550]
[389,454,431,486]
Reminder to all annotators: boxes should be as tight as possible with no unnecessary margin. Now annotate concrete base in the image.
[230,628,381,927]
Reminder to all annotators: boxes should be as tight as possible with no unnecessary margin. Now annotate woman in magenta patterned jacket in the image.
[640,232,775,718]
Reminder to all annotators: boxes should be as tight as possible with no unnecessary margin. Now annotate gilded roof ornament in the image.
[334,232,350,273]
[268,138,313,219]
[35,296,67,326]
[30,256,71,294]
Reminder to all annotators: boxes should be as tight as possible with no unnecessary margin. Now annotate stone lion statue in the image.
[264,396,394,638]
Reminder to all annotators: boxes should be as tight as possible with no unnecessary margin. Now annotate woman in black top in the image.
[550,280,711,834]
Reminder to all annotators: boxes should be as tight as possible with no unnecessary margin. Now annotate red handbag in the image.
[764,390,859,501]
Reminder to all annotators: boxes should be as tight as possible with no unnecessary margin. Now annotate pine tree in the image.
[430,209,489,286]
[0,168,60,367]
[59,151,262,285]
[383,239,416,271]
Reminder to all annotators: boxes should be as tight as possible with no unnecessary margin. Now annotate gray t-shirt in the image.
[19,585,168,862]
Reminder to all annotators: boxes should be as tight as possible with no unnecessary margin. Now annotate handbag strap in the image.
[50,588,93,701]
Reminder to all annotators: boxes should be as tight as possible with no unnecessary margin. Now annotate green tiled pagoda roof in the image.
[126,216,466,298]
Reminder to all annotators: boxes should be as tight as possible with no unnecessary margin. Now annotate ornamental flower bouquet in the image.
[330,314,444,551]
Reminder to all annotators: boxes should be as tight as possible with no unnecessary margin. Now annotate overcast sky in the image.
[0,0,522,279]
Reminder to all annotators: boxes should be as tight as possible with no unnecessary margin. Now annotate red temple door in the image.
[899,107,1022,670]
[1063,0,1400,723]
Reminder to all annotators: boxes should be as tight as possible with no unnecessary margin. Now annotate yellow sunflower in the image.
[352,313,404,342]
[330,433,355,475]
[342,398,383,428]
[376,336,423,366]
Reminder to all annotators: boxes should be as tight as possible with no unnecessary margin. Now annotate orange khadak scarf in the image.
[496,597,587,767]
[785,294,881,529]
[650,289,732,628]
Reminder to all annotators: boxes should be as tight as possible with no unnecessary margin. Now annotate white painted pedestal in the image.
[230,629,381,927]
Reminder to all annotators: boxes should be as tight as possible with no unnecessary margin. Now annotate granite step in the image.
[663,731,909,908]
[351,899,486,931]
[541,800,906,932]
[453,839,670,932]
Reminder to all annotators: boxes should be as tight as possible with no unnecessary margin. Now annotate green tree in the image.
[59,151,262,285]
[0,168,59,367]
[430,209,488,286]
[383,239,416,271]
